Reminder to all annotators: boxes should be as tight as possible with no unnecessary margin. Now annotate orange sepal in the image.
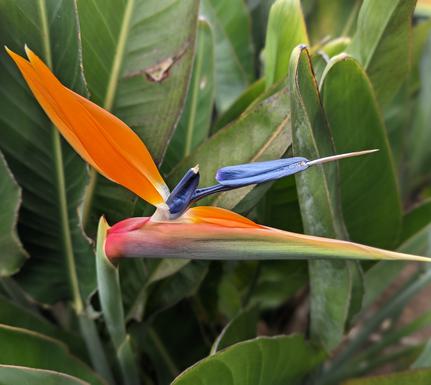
[6,46,169,207]
[184,206,263,228]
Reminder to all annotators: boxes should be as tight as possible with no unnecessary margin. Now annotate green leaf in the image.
[0,295,86,360]
[95,218,139,385]
[0,324,104,385]
[0,0,94,305]
[399,199,431,257]
[210,306,258,353]
[264,0,309,88]
[312,37,351,82]
[307,0,362,43]
[122,258,206,321]
[213,78,265,132]
[172,335,325,385]
[200,0,255,111]
[347,0,417,105]
[168,84,291,210]
[0,365,90,385]
[411,19,431,92]
[163,20,215,172]
[145,261,208,319]
[290,46,354,351]
[262,177,303,233]
[343,369,431,385]
[77,0,200,228]
[251,260,308,309]
[0,153,27,276]
[321,55,402,249]
[407,34,431,189]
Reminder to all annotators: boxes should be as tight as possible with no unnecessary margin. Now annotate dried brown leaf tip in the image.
[145,57,175,82]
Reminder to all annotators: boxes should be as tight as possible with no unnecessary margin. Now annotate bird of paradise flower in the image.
[6,46,430,263]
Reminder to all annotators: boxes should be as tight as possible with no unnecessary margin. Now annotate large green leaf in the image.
[347,0,417,105]
[0,365,89,385]
[0,324,104,385]
[0,153,27,276]
[163,20,214,172]
[344,369,431,385]
[200,0,255,111]
[0,0,94,305]
[0,295,86,359]
[264,0,309,87]
[172,335,325,385]
[77,0,199,228]
[321,55,402,249]
[214,78,265,132]
[210,306,258,353]
[408,33,431,189]
[168,84,291,210]
[290,46,353,351]
[307,0,362,43]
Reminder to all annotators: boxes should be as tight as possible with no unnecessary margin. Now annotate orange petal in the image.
[6,47,169,207]
[185,206,263,228]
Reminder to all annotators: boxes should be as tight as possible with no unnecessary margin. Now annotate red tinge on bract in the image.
[104,206,431,262]
[6,46,169,207]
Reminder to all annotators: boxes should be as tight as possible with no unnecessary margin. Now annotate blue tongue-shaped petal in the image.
[215,157,309,187]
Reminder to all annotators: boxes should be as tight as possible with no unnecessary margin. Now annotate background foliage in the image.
[0,0,431,384]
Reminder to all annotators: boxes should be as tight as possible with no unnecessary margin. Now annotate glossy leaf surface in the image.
[0,366,89,385]
[264,0,309,87]
[290,46,353,351]
[164,20,214,171]
[347,0,417,105]
[0,325,104,385]
[321,55,402,249]
[210,306,258,353]
[172,335,325,385]
[200,0,254,111]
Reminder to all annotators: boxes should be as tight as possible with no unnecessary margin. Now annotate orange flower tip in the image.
[4,46,15,57]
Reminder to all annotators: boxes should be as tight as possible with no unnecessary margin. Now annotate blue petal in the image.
[167,167,200,218]
[216,157,309,186]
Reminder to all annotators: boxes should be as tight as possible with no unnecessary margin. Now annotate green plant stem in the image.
[96,219,141,385]
[78,313,115,384]
[147,327,179,377]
